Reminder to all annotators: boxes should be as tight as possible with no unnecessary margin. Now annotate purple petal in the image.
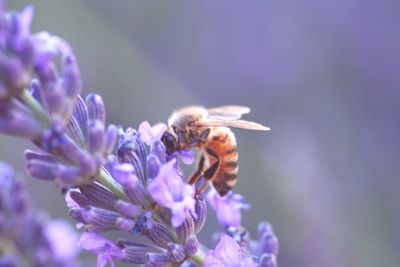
[207,188,249,228]
[104,125,118,154]
[115,217,135,231]
[115,200,142,218]
[184,236,199,256]
[112,163,146,205]
[65,190,80,209]
[81,207,119,231]
[170,202,188,227]
[138,121,154,146]
[88,120,105,154]
[18,5,34,37]
[32,32,72,70]
[152,123,167,140]
[146,155,161,179]
[98,253,113,267]
[26,160,57,181]
[205,234,243,267]
[257,222,279,256]
[148,159,195,227]
[62,55,81,98]
[79,232,122,267]
[79,232,108,251]
[204,253,225,267]
[44,219,79,263]
[112,163,137,185]
[258,254,277,267]
[180,149,195,165]
[150,183,173,206]
[138,121,167,146]
[148,160,178,206]
[86,94,105,124]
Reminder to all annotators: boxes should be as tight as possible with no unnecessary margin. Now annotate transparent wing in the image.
[207,105,251,120]
[196,119,270,131]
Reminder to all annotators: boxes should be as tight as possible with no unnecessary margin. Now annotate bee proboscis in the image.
[161,105,269,196]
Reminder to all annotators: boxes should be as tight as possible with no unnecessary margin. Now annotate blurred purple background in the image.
[5,1,400,266]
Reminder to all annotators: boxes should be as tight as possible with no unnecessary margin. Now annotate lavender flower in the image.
[217,223,279,267]
[179,149,196,165]
[205,234,256,267]
[66,129,205,266]
[250,223,279,267]
[206,223,279,267]
[0,4,70,99]
[79,232,123,267]
[0,0,118,188]
[138,120,167,146]
[207,187,250,228]
[206,188,278,267]
[44,219,80,263]
[0,2,278,266]
[148,159,196,227]
[0,162,80,267]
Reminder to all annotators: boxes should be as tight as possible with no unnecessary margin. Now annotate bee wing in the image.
[196,119,270,131]
[207,105,251,120]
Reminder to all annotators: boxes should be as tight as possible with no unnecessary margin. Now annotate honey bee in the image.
[161,105,269,196]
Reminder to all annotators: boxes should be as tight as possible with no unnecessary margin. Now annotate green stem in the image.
[190,250,205,266]
[97,168,128,201]
[20,89,50,127]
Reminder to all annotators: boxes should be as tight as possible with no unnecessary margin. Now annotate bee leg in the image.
[196,148,220,194]
[199,128,211,141]
[188,129,210,148]
[196,180,210,195]
[203,148,220,180]
[188,155,205,185]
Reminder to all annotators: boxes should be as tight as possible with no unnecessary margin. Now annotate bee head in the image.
[161,131,177,155]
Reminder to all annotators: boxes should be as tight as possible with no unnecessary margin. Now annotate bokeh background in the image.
[5,1,400,266]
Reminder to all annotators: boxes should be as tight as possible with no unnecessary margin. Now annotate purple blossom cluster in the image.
[0,2,278,266]
[66,125,207,266]
[0,162,79,267]
[205,190,278,267]
[208,223,279,267]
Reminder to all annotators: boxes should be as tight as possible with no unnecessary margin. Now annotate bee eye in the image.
[161,132,177,155]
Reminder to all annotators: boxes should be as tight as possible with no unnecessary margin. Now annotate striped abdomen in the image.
[205,128,238,196]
